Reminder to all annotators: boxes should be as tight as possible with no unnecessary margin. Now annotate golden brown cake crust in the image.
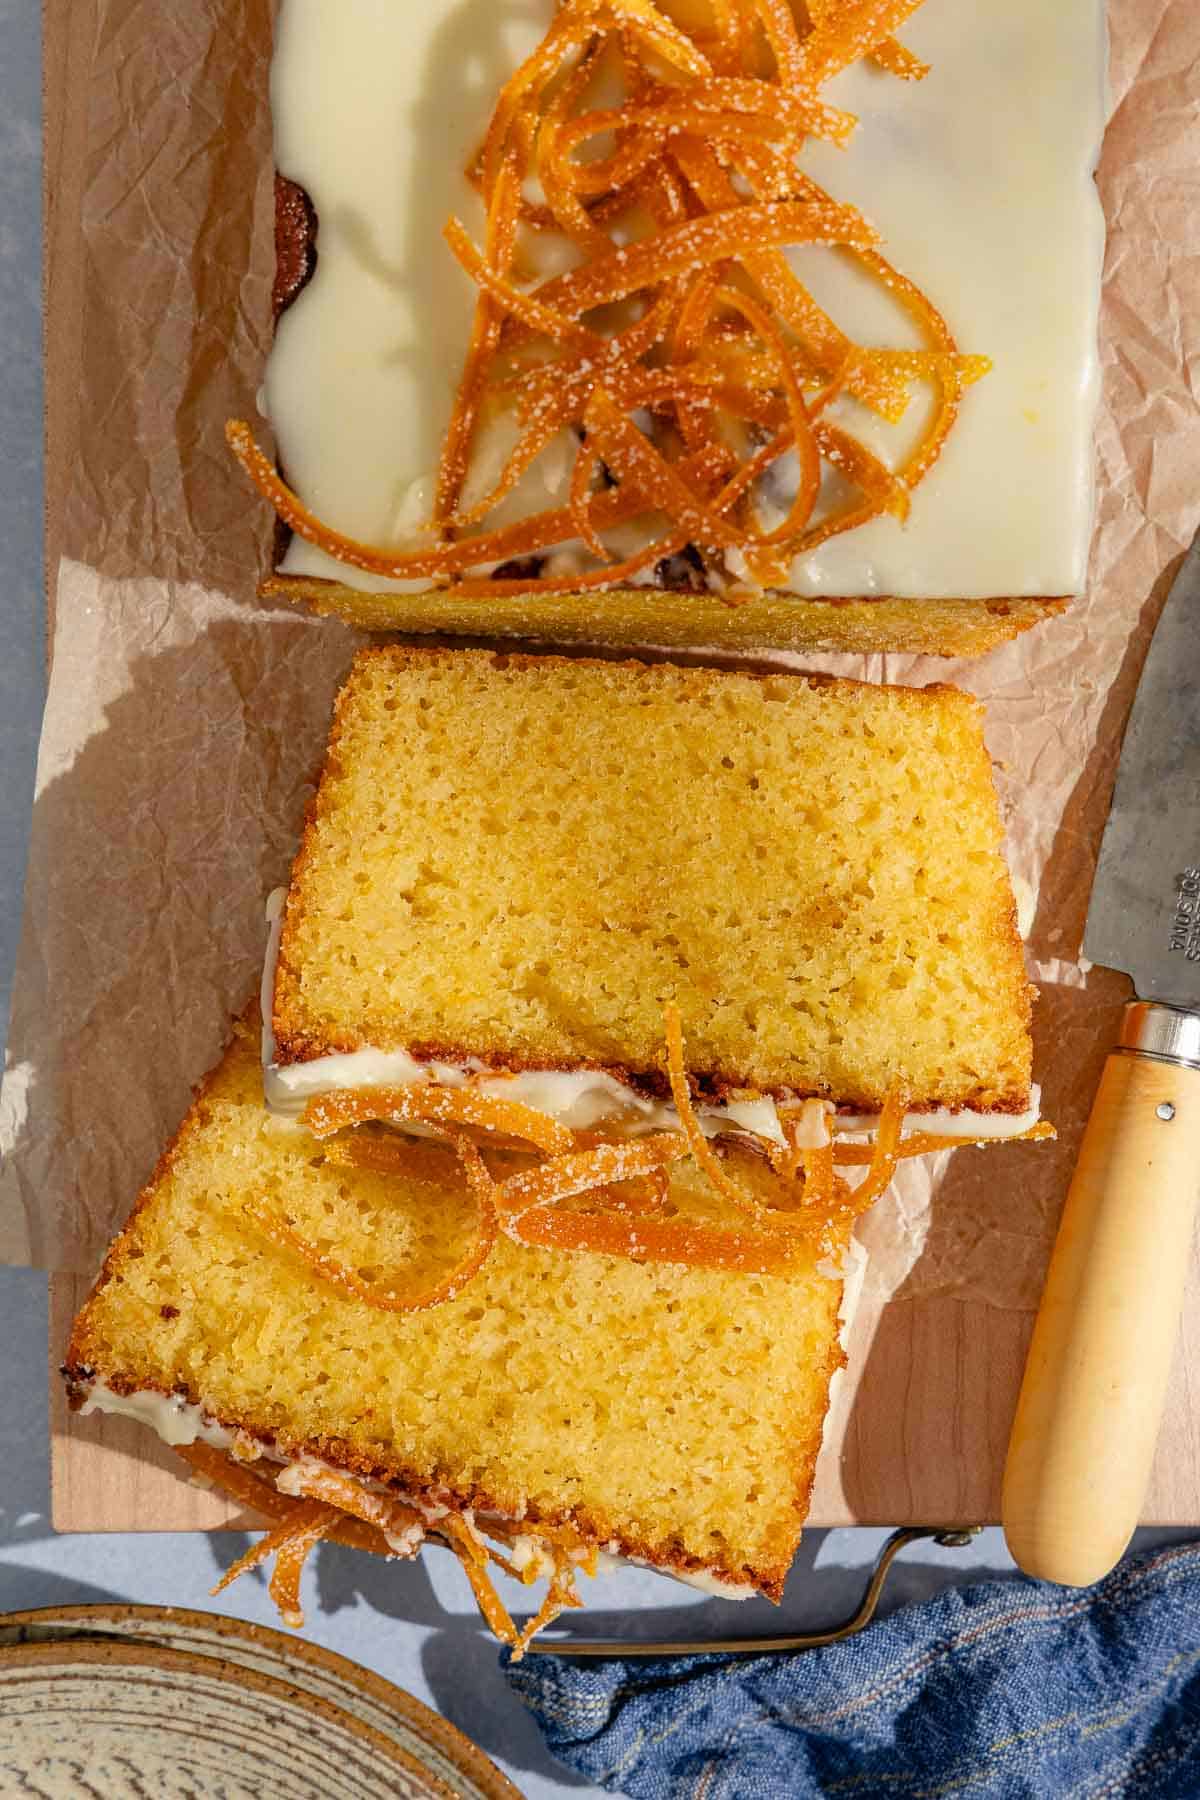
[61,1359,836,1599]
[262,574,1065,660]
[64,1007,262,1328]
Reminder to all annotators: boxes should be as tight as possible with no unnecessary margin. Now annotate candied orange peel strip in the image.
[493,1133,691,1222]
[513,1556,586,1657]
[177,1443,585,1656]
[435,153,523,523]
[178,1442,390,1556]
[800,1139,841,1213]
[753,0,809,86]
[437,1508,585,1659]
[581,386,743,555]
[513,1202,805,1275]
[663,1002,818,1238]
[438,1513,521,1647]
[808,0,928,84]
[460,1120,805,1272]
[211,1502,339,1629]
[267,1507,342,1628]
[278,1464,424,1547]
[244,1157,498,1314]
[231,0,990,598]
[802,0,925,85]
[532,198,877,319]
[596,1165,672,1217]
[843,1085,909,1218]
[304,1083,576,1157]
[321,1132,422,1177]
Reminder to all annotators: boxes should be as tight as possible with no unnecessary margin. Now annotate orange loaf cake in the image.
[240,0,1106,655]
[65,1018,850,1653]
[268,646,1039,1150]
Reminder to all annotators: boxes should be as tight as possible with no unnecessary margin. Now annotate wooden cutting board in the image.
[42,0,1200,1537]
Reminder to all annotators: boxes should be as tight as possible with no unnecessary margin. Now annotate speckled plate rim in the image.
[0,1635,461,1795]
[0,1636,461,1796]
[0,1605,521,1800]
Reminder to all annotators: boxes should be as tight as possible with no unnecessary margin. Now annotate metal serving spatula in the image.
[1003,528,1200,1587]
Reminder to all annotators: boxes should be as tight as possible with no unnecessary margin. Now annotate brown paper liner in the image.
[8,4,1200,1532]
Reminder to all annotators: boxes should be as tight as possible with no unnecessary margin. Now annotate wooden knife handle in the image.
[1003,1019,1200,1588]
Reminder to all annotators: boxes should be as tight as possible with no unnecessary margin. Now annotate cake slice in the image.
[65,1018,848,1650]
[269,646,1038,1145]
[239,0,1104,656]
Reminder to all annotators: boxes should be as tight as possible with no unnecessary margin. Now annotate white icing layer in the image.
[267,0,1104,602]
[781,1,1105,598]
[594,1549,755,1600]
[835,1086,1042,1141]
[78,1382,234,1451]
[267,1044,1040,1143]
[261,896,1035,1144]
[265,1042,789,1146]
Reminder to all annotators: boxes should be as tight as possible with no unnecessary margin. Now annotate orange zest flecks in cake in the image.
[245,1007,1053,1315]
[228,0,989,597]
[179,1441,589,1655]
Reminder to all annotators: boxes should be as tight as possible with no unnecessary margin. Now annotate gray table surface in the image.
[0,5,1192,1794]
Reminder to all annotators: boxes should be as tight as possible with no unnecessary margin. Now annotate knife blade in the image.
[1003,527,1200,1589]
[1083,529,1200,1005]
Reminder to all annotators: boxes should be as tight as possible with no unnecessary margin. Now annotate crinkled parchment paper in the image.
[2,0,1198,1311]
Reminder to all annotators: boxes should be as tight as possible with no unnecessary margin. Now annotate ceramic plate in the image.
[0,1605,520,1799]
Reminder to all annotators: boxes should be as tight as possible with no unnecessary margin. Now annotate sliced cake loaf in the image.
[270,647,1035,1134]
[65,1018,848,1649]
[245,0,1104,656]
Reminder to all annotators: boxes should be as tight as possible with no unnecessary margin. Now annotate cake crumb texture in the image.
[66,1024,844,1595]
[275,647,1032,1112]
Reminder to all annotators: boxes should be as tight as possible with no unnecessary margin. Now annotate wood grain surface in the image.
[42,0,1200,1539]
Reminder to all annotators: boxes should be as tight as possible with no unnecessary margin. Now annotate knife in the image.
[1002,528,1200,1587]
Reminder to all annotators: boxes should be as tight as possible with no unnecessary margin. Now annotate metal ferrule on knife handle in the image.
[1118,1000,1200,1069]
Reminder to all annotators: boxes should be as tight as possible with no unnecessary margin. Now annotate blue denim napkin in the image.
[505,1541,1200,1797]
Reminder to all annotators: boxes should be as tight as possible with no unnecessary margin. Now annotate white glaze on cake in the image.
[78,1382,235,1450]
[265,1040,792,1144]
[266,0,1105,601]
